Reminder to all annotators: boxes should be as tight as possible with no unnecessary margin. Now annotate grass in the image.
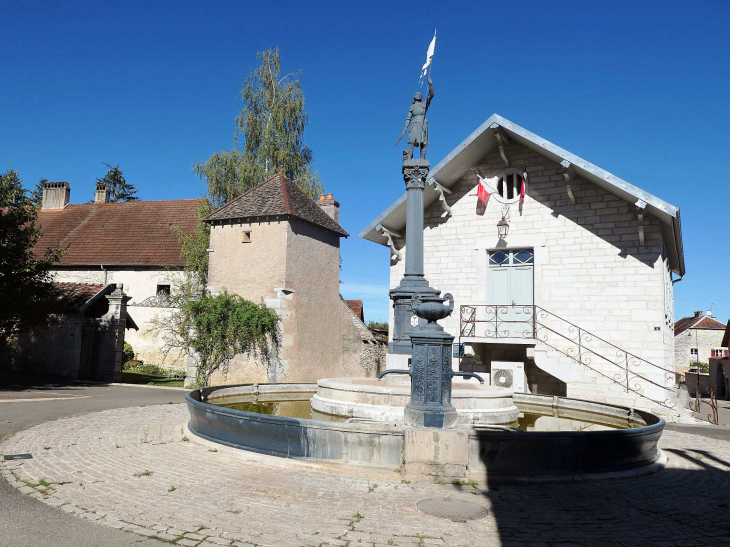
[133,470,153,477]
[121,371,184,388]
[168,484,176,492]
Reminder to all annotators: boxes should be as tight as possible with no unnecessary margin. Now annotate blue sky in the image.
[2,1,729,323]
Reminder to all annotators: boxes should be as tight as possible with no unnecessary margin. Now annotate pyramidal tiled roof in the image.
[205,174,348,237]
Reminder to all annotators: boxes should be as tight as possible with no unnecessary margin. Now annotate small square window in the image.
[156,284,171,296]
[242,230,251,243]
[489,251,509,265]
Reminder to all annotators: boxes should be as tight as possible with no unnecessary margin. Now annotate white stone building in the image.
[674,311,727,373]
[35,181,206,368]
[361,114,685,412]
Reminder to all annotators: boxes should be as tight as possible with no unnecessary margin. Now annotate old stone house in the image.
[3,282,134,381]
[674,311,727,373]
[361,114,685,412]
[196,173,385,386]
[35,181,206,367]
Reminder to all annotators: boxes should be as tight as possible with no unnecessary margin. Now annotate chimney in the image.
[694,311,704,318]
[41,182,70,209]
[94,183,110,203]
[317,192,340,224]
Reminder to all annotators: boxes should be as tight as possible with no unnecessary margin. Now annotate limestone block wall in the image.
[674,328,725,373]
[389,141,676,409]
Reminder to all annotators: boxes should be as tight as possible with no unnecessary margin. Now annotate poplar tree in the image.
[193,47,323,207]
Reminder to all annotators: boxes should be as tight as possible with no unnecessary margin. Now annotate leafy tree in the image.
[193,47,324,207]
[147,280,280,388]
[172,202,214,283]
[0,169,65,347]
[367,321,389,331]
[96,163,139,202]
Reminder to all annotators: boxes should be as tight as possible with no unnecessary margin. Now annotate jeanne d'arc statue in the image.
[397,77,435,160]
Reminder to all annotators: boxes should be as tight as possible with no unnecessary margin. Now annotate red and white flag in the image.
[520,169,527,204]
[477,175,497,203]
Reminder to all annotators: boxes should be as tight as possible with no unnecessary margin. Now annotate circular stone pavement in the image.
[2,404,730,547]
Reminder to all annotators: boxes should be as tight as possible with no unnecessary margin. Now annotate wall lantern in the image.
[497,216,510,239]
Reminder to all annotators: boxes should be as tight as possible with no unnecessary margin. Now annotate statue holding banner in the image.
[398,77,435,160]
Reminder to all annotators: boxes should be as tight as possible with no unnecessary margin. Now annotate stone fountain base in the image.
[311,377,519,426]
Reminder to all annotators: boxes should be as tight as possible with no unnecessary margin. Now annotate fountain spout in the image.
[452,371,485,384]
[377,369,410,380]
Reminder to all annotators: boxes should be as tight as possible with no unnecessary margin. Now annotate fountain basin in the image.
[186,383,665,482]
[311,377,519,425]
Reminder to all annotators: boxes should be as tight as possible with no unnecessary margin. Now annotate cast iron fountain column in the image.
[388,159,440,356]
[382,160,484,428]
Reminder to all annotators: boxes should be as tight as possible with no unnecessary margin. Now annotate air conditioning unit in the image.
[490,361,525,393]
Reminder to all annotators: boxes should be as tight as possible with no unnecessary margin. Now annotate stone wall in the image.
[51,266,186,368]
[674,327,725,373]
[203,217,382,387]
[389,141,676,409]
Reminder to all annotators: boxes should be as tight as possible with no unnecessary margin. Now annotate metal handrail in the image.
[459,304,677,410]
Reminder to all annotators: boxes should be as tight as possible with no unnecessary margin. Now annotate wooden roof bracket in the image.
[561,160,576,205]
[490,124,511,167]
[636,199,647,246]
[376,224,404,261]
[428,177,453,218]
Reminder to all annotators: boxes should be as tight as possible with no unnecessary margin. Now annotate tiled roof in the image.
[674,314,727,337]
[205,174,349,237]
[54,282,107,313]
[34,199,208,265]
[345,299,364,322]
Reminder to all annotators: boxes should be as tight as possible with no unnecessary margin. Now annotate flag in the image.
[477,175,495,203]
[419,30,436,84]
[520,169,527,204]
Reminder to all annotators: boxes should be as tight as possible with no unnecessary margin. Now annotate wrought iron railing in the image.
[459,304,677,410]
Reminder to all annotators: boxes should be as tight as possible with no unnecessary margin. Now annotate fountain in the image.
[185,70,665,481]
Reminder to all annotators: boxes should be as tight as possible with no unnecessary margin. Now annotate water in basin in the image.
[210,392,645,431]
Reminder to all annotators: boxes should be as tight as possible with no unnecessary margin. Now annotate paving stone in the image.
[2,404,730,547]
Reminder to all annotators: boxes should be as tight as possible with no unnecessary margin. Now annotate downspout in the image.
[101,264,108,285]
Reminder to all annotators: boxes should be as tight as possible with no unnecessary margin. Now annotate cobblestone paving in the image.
[2,405,730,547]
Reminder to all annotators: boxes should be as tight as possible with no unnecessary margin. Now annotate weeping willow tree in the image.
[193,48,323,207]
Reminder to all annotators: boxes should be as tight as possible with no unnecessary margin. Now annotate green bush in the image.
[123,342,135,364]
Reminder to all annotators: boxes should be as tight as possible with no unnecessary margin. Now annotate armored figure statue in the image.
[400,77,434,160]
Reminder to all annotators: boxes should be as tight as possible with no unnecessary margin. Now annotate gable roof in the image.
[35,199,207,266]
[359,113,685,276]
[674,314,727,337]
[205,173,349,237]
[55,282,108,313]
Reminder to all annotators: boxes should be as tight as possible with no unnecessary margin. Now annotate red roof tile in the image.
[34,199,207,265]
[54,282,107,313]
[345,299,364,322]
[205,174,348,237]
[674,314,727,337]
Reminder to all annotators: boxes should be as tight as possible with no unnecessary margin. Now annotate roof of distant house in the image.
[34,199,207,266]
[674,314,727,337]
[345,299,364,322]
[53,282,138,329]
[205,173,349,237]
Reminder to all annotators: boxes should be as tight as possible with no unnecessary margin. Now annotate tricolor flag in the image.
[419,30,436,84]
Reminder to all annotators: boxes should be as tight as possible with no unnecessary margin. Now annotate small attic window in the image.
[242,230,251,243]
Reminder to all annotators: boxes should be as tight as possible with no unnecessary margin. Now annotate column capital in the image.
[402,159,430,189]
